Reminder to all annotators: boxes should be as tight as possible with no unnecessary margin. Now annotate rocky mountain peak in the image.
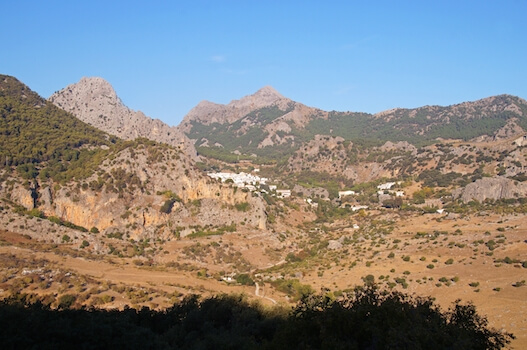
[65,77,123,106]
[77,76,116,91]
[49,77,125,115]
[49,77,197,159]
[253,85,284,100]
[180,86,290,129]
[229,85,286,110]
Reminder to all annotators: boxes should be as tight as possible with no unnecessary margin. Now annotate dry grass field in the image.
[1,208,526,348]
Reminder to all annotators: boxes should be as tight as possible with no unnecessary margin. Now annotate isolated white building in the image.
[350,205,368,212]
[305,198,319,208]
[338,190,356,199]
[377,182,396,190]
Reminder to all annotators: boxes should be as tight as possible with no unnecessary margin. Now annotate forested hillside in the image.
[0,75,117,182]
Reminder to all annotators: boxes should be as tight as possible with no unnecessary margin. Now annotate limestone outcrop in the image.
[453,176,527,203]
[49,77,197,160]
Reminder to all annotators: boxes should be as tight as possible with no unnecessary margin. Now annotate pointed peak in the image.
[52,76,119,101]
[254,85,283,99]
[195,100,220,108]
[79,76,110,84]
[229,85,287,108]
[49,76,125,111]
[76,77,115,92]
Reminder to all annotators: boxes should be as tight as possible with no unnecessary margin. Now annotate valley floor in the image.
[1,210,526,348]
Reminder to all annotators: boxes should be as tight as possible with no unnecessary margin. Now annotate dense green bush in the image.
[234,274,255,286]
[160,198,177,214]
[234,202,250,212]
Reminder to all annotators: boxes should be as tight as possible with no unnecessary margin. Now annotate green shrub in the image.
[234,202,250,212]
[160,198,177,214]
[235,274,255,286]
[512,280,525,288]
[57,294,76,309]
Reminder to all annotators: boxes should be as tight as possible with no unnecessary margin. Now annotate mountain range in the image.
[28,75,527,199]
[49,76,527,167]
[2,74,527,347]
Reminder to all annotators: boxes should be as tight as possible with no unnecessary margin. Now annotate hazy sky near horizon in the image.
[2,1,526,126]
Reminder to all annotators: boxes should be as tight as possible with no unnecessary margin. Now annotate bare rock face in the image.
[49,77,197,159]
[8,183,35,210]
[379,141,417,155]
[327,240,343,250]
[179,86,291,131]
[453,176,527,203]
[292,184,329,199]
[30,146,267,241]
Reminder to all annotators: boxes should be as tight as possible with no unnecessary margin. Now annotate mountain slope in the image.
[49,77,197,159]
[1,75,267,244]
[182,87,324,163]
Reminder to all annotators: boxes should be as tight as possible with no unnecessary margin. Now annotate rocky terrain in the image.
[180,86,295,130]
[49,77,197,160]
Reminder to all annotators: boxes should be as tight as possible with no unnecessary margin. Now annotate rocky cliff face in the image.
[2,144,267,241]
[180,86,289,130]
[453,176,527,203]
[49,77,197,159]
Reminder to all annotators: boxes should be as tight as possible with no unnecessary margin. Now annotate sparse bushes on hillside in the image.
[48,216,88,232]
[270,278,313,301]
[418,169,463,188]
[412,186,434,204]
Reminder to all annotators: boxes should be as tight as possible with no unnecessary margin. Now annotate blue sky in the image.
[2,1,526,126]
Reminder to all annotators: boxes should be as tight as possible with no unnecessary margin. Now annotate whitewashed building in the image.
[338,190,356,199]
